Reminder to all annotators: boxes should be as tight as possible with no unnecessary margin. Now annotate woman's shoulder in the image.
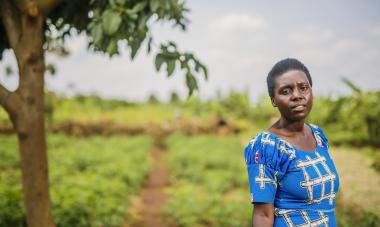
[244,131,296,166]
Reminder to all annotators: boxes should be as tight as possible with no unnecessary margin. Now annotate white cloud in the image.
[288,26,335,46]
[211,13,266,31]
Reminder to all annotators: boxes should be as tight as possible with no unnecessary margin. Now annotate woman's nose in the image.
[291,88,303,100]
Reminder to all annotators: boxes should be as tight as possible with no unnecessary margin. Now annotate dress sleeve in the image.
[244,133,292,204]
[311,124,329,149]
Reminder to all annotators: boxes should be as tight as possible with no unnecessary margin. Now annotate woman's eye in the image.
[281,88,290,95]
[300,85,309,91]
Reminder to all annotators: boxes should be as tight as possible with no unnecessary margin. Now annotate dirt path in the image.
[126,142,170,227]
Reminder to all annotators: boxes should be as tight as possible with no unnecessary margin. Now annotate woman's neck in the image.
[277,118,306,133]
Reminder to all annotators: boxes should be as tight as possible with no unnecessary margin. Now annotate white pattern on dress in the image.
[278,142,296,160]
[261,133,275,146]
[255,164,277,189]
[275,209,329,227]
[296,152,336,205]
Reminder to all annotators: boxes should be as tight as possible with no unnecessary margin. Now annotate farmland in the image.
[0,89,379,226]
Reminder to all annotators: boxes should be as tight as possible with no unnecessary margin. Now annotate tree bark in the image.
[0,1,55,227]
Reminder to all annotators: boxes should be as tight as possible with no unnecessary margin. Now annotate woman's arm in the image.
[252,203,274,227]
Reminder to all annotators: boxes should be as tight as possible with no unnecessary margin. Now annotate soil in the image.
[126,142,170,227]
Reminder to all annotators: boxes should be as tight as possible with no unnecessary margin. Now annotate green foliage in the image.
[308,79,380,146]
[0,136,19,170]
[164,134,251,226]
[37,93,177,125]
[2,78,379,148]
[164,183,251,227]
[0,174,25,227]
[155,42,208,95]
[85,0,207,95]
[0,135,153,227]
[169,91,181,103]
[148,93,160,104]
[166,134,246,192]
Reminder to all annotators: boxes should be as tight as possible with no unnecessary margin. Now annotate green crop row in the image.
[0,135,153,227]
[164,134,251,227]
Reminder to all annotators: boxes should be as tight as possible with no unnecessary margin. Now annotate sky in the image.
[1,0,380,102]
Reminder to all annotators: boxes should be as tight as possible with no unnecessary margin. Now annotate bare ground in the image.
[125,144,170,227]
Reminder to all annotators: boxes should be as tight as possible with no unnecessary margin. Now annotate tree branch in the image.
[0,83,11,107]
[37,0,63,15]
[13,0,37,16]
[0,83,21,118]
[0,0,22,50]
[14,0,62,16]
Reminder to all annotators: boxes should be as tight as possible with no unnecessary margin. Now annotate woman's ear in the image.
[271,98,277,107]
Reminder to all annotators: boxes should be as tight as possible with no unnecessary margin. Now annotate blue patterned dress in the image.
[244,124,340,227]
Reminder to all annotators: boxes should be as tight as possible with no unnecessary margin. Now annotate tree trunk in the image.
[0,2,56,226]
[16,16,55,227]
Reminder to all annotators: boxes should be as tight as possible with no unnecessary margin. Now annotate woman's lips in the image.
[292,105,306,111]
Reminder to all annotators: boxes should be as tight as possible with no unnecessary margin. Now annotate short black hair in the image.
[267,58,312,98]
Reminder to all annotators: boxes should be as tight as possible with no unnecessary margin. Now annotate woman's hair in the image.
[267,58,312,98]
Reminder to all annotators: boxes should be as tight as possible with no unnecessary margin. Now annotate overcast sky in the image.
[1,0,380,102]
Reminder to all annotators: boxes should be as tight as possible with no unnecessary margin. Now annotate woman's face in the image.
[271,70,313,122]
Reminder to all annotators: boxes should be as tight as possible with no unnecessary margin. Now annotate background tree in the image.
[0,0,207,226]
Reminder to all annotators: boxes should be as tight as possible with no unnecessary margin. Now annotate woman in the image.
[244,58,340,227]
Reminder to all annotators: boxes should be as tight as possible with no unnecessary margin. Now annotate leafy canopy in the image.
[0,0,207,95]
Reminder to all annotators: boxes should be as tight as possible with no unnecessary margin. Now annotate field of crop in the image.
[164,134,251,227]
[0,135,153,227]
[0,90,379,227]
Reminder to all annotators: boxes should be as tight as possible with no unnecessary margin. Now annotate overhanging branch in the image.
[15,0,63,16]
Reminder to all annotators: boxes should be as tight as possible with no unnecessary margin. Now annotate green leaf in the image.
[131,2,147,13]
[184,53,193,61]
[180,60,187,69]
[342,77,362,95]
[125,9,139,20]
[185,72,198,95]
[169,0,181,11]
[147,36,153,54]
[149,0,160,11]
[102,10,122,35]
[138,14,149,31]
[106,41,118,56]
[91,23,103,45]
[166,59,175,76]
[168,41,177,48]
[155,54,165,71]
[45,64,56,75]
[109,0,117,7]
[200,64,208,80]
[115,0,127,6]
[130,41,141,59]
